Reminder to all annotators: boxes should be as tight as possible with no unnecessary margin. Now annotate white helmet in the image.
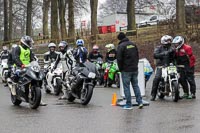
[12,44,18,48]
[161,35,173,45]
[48,43,56,48]
[76,39,84,46]
[2,46,8,51]
[172,36,184,49]
[105,44,115,52]
[58,41,68,48]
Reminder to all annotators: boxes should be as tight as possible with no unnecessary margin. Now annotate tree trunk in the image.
[127,0,136,31]
[68,0,75,40]
[58,0,67,40]
[90,0,98,44]
[51,0,59,40]
[4,0,9,41]
[43,0,50,38]
[176,0,186,30]
[26,0,32,36]
[9,0,13,40]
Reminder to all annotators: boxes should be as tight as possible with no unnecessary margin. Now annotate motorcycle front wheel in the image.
[172,81,179,102]
[29,87,41,109]
[80,84,94,105]
[54,79,62,96]
[11,94,22,106]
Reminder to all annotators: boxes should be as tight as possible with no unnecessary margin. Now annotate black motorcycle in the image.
[91,57,104,85]
[64,62,97,105]
[8,61,44,109]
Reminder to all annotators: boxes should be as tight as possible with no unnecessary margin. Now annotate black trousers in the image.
[178,67,196,95]
[151,68,162,97]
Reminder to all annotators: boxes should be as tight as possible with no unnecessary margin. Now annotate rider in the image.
[13,35,47,106]
[53,41,76,99]
[105,44,117,62]
[0,45,10,86]
[88,45,103,62]
[73,39,88,65]
[172,36,196,99]
[43,43,58,86]
[0,45,9,62]
[150,35,175,101]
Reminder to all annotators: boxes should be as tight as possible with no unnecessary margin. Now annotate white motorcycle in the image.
[157,63,179,102]
[44,62,63,96]
[0,59,9,83]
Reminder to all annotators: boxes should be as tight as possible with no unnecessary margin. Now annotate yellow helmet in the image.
[105,44,115,52]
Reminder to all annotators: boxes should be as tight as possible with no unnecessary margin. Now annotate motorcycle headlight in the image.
[31,66,40,73]
[88,72,96,79]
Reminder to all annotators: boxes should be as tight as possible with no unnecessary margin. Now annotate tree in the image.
[58,0,67,39]
[127,0,136,31]
[51,0,59,40]
[68,0,75,39]
[43,0,50,38]
[9,0,13,40]
[26,0,32,36]
[4,0,9,41]
[90,0,98,43]
[176,0,186,30]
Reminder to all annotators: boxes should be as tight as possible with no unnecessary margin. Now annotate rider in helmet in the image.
[105,44,117,62]
[150,35,175,101]
[43,42,58,87]
[172,36,196,99]
[14,35,35,68]
[53,41,76,99]
[73,39,88,65]
[0,45,9,62]
[44,43,58,63]
[88,45,103,62]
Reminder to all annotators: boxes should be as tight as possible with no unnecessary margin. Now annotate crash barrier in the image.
[120,60,145,97]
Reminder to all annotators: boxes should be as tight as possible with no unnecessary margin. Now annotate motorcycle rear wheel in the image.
[80,85,94,105]
[172,81,179,102]
[29,87,41,109]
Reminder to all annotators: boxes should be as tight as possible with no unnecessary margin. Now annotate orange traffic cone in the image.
[111,93,117,106]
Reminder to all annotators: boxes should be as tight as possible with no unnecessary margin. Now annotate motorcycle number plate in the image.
[88,72,96,79]
[167,66,177,74]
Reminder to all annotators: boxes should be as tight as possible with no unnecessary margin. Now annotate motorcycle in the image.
[157,63,179,102]
[44,62,63,96]
[91,57,104,85]
[0,59,9,83]
[8,61,44,109]
[64,61,97,105]
[103,60,120,87]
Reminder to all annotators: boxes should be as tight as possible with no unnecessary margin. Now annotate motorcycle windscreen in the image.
[83,62,97,73]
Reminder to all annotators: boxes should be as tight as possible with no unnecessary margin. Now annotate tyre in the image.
[11,93,22,106]
[54,79,62,96]
[29,87,41,109]
[66,91,75,102]
[80,84,94,105]
[172,81,179,102]
[158,82,165,99]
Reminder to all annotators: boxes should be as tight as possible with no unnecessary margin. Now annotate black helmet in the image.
[20,35,34,48]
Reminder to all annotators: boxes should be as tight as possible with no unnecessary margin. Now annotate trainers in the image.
[122,105,133,110]
[191,94,196,99]
[138,104,143,109]
[187,95,192,99]
[181,93,189,99]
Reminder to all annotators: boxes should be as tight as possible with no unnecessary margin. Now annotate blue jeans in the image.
[121,71,143,106]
